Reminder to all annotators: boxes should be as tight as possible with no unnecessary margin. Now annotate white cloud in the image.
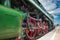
[49,8,60,14]
[45,3,56,11]
[54,21,58,25]
[38,0,57,11]
[53,15,58,18]
[51,14,58,18]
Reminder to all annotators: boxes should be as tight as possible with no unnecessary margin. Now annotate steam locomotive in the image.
[0,0,55,40]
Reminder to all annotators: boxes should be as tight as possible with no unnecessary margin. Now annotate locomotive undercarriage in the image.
[22,13,51,40]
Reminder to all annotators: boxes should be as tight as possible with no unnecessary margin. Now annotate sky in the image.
[38,0,60,25]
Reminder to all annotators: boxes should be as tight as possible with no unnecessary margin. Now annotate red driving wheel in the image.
[25,24,36,39]
[43,22,48,34]
[37,21,42,35]
[25,18,36,39]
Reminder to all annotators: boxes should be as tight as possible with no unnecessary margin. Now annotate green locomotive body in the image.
[0,5,25,39]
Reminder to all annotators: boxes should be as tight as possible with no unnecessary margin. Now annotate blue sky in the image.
[38,0,60,24]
